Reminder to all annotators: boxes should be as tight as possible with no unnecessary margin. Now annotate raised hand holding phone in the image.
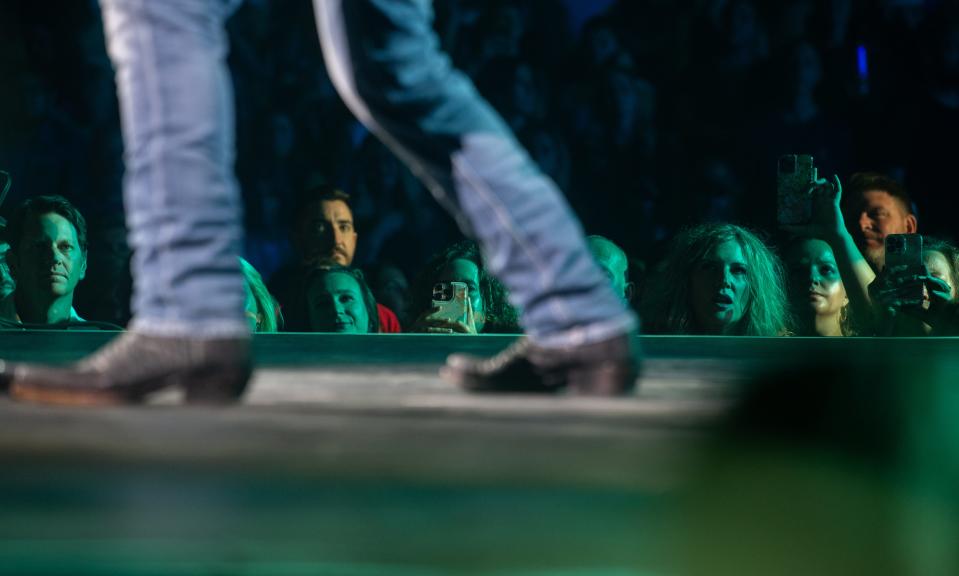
[411,281,479,334]
[778,162,878,332]
[780,175,844,241]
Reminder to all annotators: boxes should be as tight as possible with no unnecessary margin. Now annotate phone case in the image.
[884,234,925,305]
[777,155,817,226]
[884,234,924,270]
[431,282,469,325]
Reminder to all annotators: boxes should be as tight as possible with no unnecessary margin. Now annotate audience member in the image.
[3,2,958,343]
[922,238,959,300]
[586,235,634,302]
[642,223,790,336]
[305,265,379,335]
[240,257,283,333]
[784,237,852,336]
[869,236,959,336]
[4,195,89,326]
[842,172,918,272]
[408,240,519,335]
[780,176,877,335]
[269,184,401,333]
[296,185,357,268]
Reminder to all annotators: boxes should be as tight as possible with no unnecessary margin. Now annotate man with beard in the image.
[269,185,401,332]
[2,0,638,405]
[843,172,918,272]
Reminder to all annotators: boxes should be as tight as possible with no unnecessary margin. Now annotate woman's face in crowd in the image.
[307,272,370,334]
[689,239,750,334]
[923,250,957,303]
[437,258,486,332]
[787,238,848,320]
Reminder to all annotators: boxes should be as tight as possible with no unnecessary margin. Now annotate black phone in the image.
[885,234,925,306]
[885,234,923,270]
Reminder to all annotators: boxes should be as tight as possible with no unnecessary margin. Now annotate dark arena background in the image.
[1,1,958,574]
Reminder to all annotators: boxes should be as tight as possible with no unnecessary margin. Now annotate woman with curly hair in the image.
[408,240,520,334]
[642,223,791,336]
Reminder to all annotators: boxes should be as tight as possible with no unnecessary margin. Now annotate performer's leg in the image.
[314,0,639,392]
[0,0,250,405]
[106,0,247,336]
[314,0,636,347]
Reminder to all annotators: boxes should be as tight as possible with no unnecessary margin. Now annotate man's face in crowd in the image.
[689,239,750,334]
[307,271,370,334]
[851,190,917,269]
[298,199,357,267]
[0,241,15,299]
[11,212,86,301]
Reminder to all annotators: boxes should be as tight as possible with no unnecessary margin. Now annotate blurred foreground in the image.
[1,333,956,575]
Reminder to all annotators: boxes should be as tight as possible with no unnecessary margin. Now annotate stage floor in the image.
[1,332,957,574]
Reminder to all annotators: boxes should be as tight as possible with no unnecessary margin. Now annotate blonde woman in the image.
[643,223,791,336]
[240,258,282,333]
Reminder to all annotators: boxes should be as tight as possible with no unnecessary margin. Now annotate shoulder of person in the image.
[376,303,402,333]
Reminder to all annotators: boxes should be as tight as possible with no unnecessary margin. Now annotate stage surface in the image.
[1,332,957,575]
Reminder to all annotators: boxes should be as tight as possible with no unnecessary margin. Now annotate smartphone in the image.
[885,234,923,270]
[777,154,817,226]
[885,234,925,306]
[431,281,469,325]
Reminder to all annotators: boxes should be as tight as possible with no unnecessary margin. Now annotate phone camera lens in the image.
[432,283,452,301]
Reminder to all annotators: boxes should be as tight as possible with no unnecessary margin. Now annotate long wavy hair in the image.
[642,223,791,336]
[409,240,520,334]
[240,257,283,333]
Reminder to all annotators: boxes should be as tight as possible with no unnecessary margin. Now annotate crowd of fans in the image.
[2,173,957,336]
[1,0,957,336]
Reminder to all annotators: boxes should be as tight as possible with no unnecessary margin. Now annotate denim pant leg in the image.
[99,0,248,337]
[314,0,637,347]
